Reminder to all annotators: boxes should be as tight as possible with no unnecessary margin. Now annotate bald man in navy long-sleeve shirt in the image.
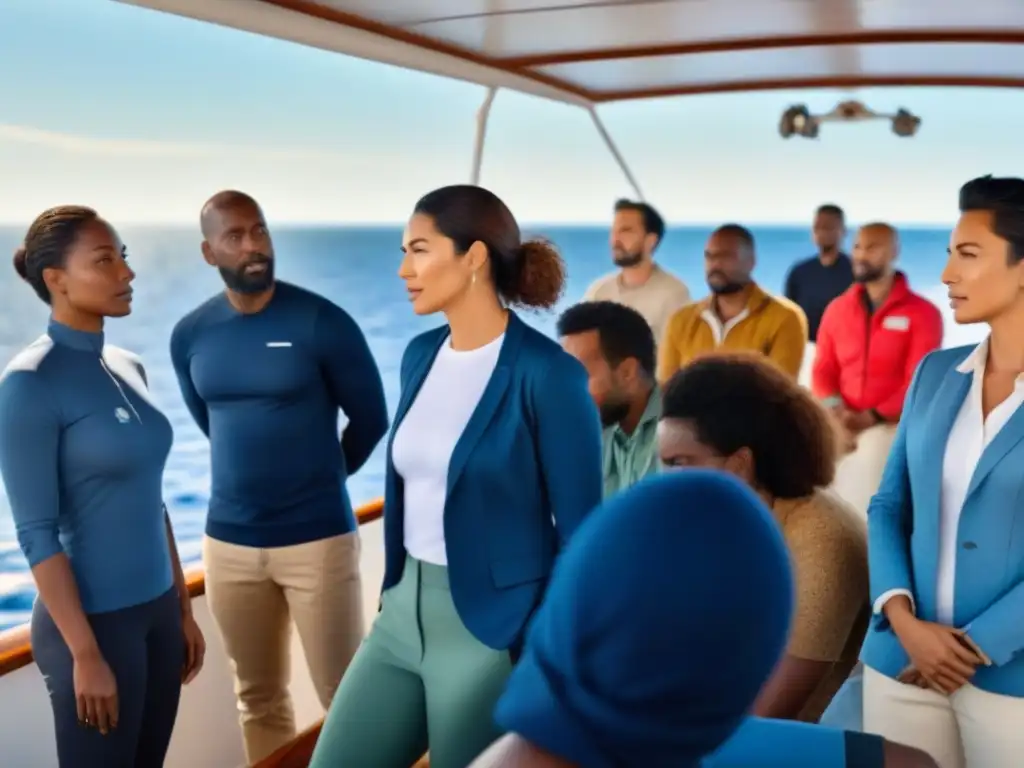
[170,191,388,763]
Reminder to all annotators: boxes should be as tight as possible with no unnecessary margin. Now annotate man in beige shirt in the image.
[583,199,690,344]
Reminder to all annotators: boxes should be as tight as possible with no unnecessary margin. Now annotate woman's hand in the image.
[73,649,118,734]
[896,666,943,692]
[892,616,981,694]
[181,612,206,684]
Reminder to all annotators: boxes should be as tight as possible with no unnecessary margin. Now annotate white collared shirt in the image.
[935,339,1024,623]
[874,338,1024,620]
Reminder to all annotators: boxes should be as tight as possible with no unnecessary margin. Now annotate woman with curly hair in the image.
[657,351,869,723]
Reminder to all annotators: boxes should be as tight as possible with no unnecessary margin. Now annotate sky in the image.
[1,0,1023,225]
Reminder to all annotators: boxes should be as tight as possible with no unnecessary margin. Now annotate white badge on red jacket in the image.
[882,315,910,331]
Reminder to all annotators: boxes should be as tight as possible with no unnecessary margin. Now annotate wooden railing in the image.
[254,721,431,768]
[253,720,324,768]
[0,498,384,677]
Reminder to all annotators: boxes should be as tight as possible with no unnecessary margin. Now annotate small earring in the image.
[471,271,477,286]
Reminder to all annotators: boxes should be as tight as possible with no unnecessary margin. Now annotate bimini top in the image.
[117,0,1024,106]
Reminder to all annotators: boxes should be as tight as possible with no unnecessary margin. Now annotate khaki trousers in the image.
[203,532,364,765]
[864,666,1024,768]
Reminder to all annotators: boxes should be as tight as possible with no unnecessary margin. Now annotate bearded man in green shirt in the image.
[558,301,661,497]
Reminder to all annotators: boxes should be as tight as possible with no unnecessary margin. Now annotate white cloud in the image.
[0,123,345,161]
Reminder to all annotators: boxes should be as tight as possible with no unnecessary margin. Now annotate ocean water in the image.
[0,224,984,631]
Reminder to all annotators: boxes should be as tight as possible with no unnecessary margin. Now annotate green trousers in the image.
[309,555,513,768]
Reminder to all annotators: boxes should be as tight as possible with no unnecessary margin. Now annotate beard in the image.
[707,271,747,295]
[853,265,885,283]
[599,398,630,428]
[612,247,644,268]
[220,254,275,294]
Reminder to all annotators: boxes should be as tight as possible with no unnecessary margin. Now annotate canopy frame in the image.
[468,87,643,198]
[116,0,1024,105]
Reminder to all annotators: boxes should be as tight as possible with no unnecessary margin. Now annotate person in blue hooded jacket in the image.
[469,472,936,768]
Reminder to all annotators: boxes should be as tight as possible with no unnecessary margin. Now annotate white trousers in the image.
[863,666,1024,768]
[830,423,897,522]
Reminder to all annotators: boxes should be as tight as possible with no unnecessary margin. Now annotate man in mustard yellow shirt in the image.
[657,224,807,383]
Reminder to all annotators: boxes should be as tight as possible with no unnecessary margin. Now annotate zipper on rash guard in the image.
[98,357,143,423]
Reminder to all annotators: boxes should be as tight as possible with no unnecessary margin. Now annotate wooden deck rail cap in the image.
[252,718,431,768]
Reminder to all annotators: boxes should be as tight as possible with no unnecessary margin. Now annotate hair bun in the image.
[12,246,29,281]
[509,238,566,310]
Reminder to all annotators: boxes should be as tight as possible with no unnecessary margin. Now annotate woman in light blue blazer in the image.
[310,185,603,768]
[861,175,1024,767]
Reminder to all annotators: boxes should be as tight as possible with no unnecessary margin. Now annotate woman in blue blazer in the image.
[310,185,604,768]
[861,175,1024,767]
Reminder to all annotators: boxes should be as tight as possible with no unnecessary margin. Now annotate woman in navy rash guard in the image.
[0,207,204,767]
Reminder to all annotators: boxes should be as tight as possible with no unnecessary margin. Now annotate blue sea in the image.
[0,224,983,630]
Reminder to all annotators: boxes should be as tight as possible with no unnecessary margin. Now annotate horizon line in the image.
[0,220,954,229]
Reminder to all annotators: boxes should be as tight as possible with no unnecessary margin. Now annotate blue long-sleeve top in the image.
[0,321,174,614]
[170,281,388,547]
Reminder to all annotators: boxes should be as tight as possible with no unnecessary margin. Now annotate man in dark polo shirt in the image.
[784,204,854,342]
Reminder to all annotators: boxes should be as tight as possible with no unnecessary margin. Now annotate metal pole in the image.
[470,87,499,185]
[588,105,644,201]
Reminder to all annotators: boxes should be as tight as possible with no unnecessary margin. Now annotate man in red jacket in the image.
[812,222,943,517]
